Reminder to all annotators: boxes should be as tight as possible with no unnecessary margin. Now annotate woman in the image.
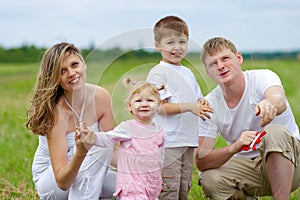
[25,42,117,200]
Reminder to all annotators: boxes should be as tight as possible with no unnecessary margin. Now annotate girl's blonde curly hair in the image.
[124,78,164,109]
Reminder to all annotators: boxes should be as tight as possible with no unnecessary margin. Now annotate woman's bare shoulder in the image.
[86,83,111,100]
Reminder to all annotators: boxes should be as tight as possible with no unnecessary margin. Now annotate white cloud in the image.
[0,0,299,51]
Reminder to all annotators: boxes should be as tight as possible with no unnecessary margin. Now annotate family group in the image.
[25,15,300,200]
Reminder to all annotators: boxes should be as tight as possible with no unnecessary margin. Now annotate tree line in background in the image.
[0,45,299,63]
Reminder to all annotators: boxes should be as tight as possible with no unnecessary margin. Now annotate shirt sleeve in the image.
[94,122,132,146]
[253,69,283,96]
[158,86,172,101]
[147,67,172,101]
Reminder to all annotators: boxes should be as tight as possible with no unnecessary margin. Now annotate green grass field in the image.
[0,56,300,199]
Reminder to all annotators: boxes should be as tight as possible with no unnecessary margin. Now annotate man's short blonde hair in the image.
[200,37,237,63]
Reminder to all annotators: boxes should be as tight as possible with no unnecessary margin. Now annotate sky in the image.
[1,0,300,52]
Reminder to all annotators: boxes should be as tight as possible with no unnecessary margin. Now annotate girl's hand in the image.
[75,122,96,151]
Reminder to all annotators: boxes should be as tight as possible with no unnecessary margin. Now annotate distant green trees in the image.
[0,45,161,63]
[83,47,160,62]
[0,45,298,63]
[241,51,300,60]
[0,45,46,63]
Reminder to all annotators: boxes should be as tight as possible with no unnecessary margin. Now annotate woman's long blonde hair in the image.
[25,42,83,135]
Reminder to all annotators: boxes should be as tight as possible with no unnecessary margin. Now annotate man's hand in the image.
[241,131,267,151]
[230,131,257,153]
[255,99,277,127]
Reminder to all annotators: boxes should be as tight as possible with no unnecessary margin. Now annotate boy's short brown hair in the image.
[200,37,237,63]
[154,16,189,42]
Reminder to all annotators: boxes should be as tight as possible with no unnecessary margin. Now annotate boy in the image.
[146,15,213,199]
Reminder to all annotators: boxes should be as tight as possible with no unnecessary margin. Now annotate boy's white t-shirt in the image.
[147,61,204,147]
[199,69,299,158]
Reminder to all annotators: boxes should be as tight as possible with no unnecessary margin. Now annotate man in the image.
[195,37,300,200]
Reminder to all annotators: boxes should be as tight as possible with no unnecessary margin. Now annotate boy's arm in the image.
[148,68,213,118]
[158,100,213,120]
[158,101,199,115]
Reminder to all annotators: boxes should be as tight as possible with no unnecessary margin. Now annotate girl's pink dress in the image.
[113,120,165,200]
